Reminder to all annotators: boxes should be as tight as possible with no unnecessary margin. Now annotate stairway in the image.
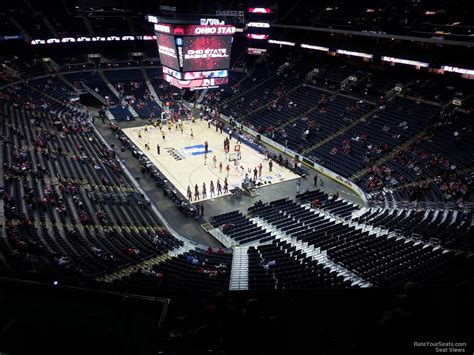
[98,70,122,100]
[349,128,430,180]
[58,72,82,95]
[241,84,303,120]
[95,244,192,282]
[208,227,237,248]
[29,85,64,105]
[250,216,371,287]
[344,207,445,249]
[197,89,208,104]
[0,64,20,83]
[141,66,163,108]
[80,82,108,106]
[23,0,59,37]
[229,246,249,290]
[98,70,139,117]
[8,17,31,41]
[82,16,95,37]
[302,105,380,155]
[390,166,474,191]
[41,14,59,37]
[219,73,278,108]
[273,97,324,132]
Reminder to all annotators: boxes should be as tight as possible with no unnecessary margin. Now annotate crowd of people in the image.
[0,80,188,276]
[395,170,473,206]
[359,109,473,205]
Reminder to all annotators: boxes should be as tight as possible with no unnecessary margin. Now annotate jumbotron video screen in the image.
[152,19,235,89]
[156,33,180,71]
[183,36,232,72]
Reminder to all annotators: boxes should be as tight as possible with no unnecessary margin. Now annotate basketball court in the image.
[122,120,299,203]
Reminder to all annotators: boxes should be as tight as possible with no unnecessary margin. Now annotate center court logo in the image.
[166,148,184,161]
[181,144,213,156]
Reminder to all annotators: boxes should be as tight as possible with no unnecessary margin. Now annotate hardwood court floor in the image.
[122,120,299,203]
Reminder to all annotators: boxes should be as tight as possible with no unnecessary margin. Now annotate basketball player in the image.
[187,186,192,201]
[225,164,230,176]
[190,129,194,139]
[223,178,229,193]
[219,161,223,174]
[144,125,148,133]
[202,182,207,199]
[213,155,217,168]
[210,180,215,197]
[137,129,142,139]
[194,184,199,200]
[217,179,222,195]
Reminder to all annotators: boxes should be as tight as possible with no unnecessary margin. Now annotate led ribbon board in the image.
[268,39,295,46]
[300,43,329,52]
[246,34,269,39]
[337,49,373,59]
[248,8,271,13]
[381,56,429,67]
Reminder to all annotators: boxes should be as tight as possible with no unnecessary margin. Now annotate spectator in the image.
[311,198,321,208]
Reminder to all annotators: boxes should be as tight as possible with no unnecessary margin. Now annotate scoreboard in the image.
[152,18,235,90]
